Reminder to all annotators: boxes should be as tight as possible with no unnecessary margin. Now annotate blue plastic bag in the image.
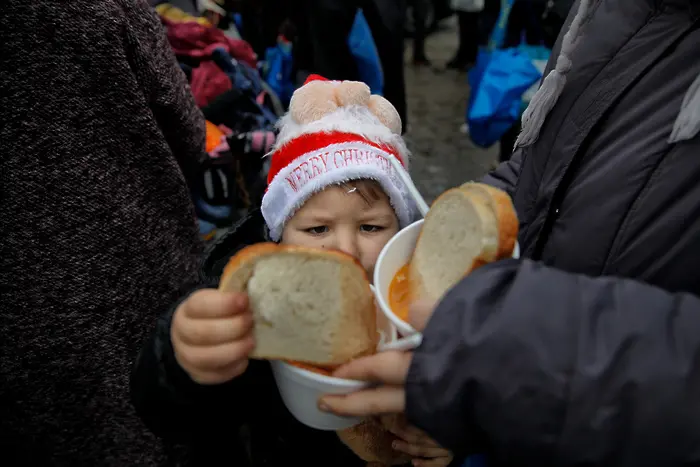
[348,9,384,95]
[468,48,541,147]
[262,38,295,107]
[466,0,544,148]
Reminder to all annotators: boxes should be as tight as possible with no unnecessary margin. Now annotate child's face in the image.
[281,183,400,278]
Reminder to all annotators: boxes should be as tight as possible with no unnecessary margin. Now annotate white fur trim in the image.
[262,142,417,241]
[275,106,410,168]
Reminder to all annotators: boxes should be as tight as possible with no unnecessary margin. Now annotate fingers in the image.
[182,289,249,319]
[392,440,450,459]
[407,299,436,332]
[175,312,253,346]
[378,413,406,432]
[332,351,411,385]
[323,352,410,417]
[175,336,255,372]
[186,359,250,386]
[390,425,439,447]
[172,290,256,385]
[385,420,452,465]
[319,386,405,417]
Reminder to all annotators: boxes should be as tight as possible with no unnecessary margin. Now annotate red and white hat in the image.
[262,75,417,241]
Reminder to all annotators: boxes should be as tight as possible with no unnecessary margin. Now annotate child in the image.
[131,76,454,467]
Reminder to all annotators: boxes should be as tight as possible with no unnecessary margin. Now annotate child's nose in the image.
[334,231,360,261]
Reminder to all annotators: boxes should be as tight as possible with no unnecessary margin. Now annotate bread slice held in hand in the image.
[459,182,518,261]
[409,183,518,304]
[219,243,378,367]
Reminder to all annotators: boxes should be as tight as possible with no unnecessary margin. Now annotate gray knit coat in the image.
[0,1,205,465]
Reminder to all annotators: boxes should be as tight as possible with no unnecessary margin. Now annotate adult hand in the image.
[318,300,436,416]
[172,289,255,385]
[382,415,454,467]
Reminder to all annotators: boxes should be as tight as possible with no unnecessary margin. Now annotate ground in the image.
[402,17,498,203]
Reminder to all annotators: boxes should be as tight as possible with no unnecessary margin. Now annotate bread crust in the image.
[220,243,372,290]
[459,182,518,260]
[408,183,518,304]
[219,243,377,366]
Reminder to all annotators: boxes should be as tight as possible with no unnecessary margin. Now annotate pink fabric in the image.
[249,131,275,153]
[161,18,257,67]
[190,60,231,107]
[209,124,233,158]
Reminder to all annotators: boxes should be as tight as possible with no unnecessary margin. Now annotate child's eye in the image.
[305,226,329,235]
[360,224,384,233]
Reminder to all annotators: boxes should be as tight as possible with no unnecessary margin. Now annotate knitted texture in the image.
[0,0,205,465]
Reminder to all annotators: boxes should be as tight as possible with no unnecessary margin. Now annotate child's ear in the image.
[289,81,339,124]
[368,95,402,135]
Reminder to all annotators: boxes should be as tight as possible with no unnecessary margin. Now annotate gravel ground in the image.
[403,16,498,203]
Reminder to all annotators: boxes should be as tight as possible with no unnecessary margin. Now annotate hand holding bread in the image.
[384,182,518,330]
[321,182,518,422]
[172,289,255,385]
[217,243,379,368]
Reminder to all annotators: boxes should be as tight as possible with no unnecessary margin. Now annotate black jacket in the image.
[131,210,366,467]
[405,1,700,466]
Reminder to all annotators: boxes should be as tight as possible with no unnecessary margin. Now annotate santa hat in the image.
[261,75,417,241]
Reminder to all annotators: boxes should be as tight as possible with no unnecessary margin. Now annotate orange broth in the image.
[388,263,411,322]
[288,361,333,376]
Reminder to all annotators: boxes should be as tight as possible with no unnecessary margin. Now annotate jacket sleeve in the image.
[131,212,272,441]
[479,148,523,197]
[122,0,206,184]
[130,288,254,441]
[406,259,700,466]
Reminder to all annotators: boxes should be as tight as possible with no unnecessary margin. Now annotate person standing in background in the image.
[0,0,206,464]
[301,0,408,133]
[412,0,432,66]
[446,0,484,70]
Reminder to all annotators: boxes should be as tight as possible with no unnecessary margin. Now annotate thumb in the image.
[408,300,436,332]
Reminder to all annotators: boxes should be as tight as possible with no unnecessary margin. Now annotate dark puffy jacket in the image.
[405,1,700,466]
[131,210,367,467]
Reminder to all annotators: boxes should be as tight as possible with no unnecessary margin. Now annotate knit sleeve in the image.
[120,0,206,185]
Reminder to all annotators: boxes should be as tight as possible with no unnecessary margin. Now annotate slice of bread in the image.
[219,243,378,367]
[409,183,518,304]
[459,182,518,260]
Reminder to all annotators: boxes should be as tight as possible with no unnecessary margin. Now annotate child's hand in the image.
[381,415,453,467]
[172,289,255,385]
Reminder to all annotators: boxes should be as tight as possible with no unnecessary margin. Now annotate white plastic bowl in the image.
[270,302,397,431]
[373,219,520,336]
